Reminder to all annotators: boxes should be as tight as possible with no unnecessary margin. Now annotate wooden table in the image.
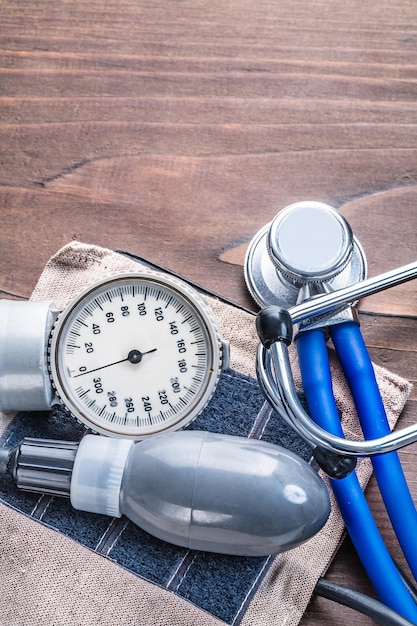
[1,1,417,623]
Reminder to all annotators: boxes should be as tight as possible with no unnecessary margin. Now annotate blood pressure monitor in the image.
[0,271,229,439]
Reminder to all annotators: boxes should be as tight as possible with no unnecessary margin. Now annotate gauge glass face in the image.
[49,274,220,438]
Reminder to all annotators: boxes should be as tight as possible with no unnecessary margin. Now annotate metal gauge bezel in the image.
[48,271,224,439]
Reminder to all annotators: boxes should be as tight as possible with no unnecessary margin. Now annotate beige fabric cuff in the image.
[0,241,411,626]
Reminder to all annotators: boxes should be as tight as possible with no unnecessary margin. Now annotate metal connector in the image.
[7,438,79,496]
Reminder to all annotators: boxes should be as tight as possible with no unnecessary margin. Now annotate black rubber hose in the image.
[315,578,416,626]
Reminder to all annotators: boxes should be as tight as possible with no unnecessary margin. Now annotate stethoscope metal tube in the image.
[257,302,417,460]
[256,340,355,477]
[288,259,417,327]
[257,332,417,457]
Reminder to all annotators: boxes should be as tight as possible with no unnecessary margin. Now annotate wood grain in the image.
[1,1,417,624]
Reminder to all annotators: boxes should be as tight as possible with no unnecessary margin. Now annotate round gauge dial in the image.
[48,272,226,439]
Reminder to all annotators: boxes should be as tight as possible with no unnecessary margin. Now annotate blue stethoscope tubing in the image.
[330,321,417,577]
[296,325,417,623]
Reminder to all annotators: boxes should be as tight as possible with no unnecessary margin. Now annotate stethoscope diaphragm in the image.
[244,201,367,309]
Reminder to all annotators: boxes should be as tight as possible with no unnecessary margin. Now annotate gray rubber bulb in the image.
[70,430,331,556]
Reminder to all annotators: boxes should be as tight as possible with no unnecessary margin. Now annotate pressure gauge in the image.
[0,271,229,440]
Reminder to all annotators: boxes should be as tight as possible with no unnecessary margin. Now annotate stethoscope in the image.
[245,201,417,623]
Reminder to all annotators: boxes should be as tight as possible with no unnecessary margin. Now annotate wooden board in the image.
[1,1,417,623]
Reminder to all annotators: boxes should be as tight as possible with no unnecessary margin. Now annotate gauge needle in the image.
[73,348,157,377]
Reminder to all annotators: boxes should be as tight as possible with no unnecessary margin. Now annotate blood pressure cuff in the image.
[0,241,412,626]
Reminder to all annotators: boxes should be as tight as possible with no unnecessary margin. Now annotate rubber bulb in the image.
[70,431,330,556]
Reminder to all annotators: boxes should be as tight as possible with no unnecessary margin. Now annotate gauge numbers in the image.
[49,273,223,438]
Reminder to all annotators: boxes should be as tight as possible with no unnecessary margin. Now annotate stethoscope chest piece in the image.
[244,201,367,308]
